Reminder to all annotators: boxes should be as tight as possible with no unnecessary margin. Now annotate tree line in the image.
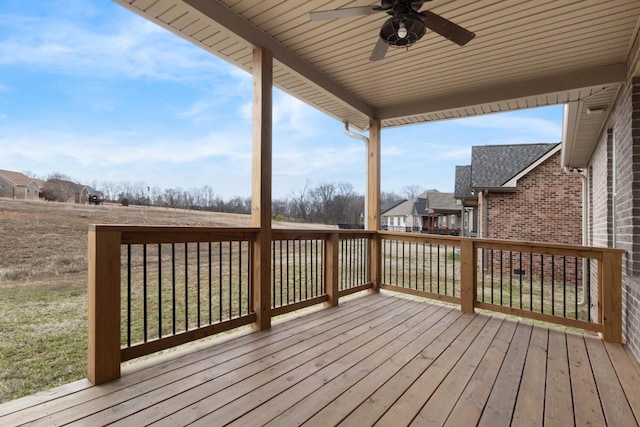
[101,180,410,225]
[31,172,416,226]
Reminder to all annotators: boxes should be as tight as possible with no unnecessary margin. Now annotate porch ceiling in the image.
[114,0,640,163]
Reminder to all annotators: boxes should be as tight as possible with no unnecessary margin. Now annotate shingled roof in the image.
[0,169,36,186]
[419,189,459,212]
[454,165,474,199]
[470,143,559,189]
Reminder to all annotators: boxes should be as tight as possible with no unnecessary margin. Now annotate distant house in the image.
[0,169,44,200]
[454,165,478,237]
[454,143,582,245]
[73,184,103,205]
[42,180,104,204]
[381,190,460,234]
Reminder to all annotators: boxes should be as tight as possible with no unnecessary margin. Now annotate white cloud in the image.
[458,112,562,141]
[0,10,232,85]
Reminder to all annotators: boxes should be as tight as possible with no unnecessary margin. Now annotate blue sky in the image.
[0,0,563,200]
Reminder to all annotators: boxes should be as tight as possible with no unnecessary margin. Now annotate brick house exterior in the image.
[456,144,582,244]
[456,144,583,285]
[483,150,582,245]
[0,169,43,200]
[580,72,640,361]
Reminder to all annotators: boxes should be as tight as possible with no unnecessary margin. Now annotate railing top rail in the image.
[272,229,376,240]
[90,225,259,244]
[378,230,463,246]
[474,237,625,259]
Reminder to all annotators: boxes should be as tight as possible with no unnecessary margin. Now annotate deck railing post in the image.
[87,226,122,385]
[369,234,381,292]
[600,251,622,343]
[460,239,477,313]
[324,233,340,306]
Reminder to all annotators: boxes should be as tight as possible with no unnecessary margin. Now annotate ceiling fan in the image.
[309,0,475,61]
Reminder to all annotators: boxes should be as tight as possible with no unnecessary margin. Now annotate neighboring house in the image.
[454,165,478,237]
[381,190,460,234]
[454,143,582,245]
[0,169,44,200]
[74,184,103,205]
[419,189,460,234]
[41,179,103,204]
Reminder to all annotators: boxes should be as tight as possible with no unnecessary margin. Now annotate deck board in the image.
[1,291,639,427]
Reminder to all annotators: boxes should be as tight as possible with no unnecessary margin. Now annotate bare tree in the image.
[401,184,423,199]
[44,173,77,202]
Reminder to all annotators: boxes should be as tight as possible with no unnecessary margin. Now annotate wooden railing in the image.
[379,231,623,340]
[88,226,622,385]
[87,226,375,384]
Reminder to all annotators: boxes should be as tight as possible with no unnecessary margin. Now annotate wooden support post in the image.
[251,47,273,330]
[600,251,622,343]
[324,233,340,307]
[87,226,121,385]
[368,119,381,292]
[460,239,477,313]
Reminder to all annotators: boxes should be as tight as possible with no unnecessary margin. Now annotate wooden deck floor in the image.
[1,292,639,426]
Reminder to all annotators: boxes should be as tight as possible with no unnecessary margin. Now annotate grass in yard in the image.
[0,198,331,403]
[0,276,87,402]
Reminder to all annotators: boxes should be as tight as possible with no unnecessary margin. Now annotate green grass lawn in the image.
[0,276,87,402]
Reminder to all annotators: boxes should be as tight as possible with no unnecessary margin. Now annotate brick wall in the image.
[588,130,614,321]
[481,151,583,285]
[486,151,582,245]
[610,75,640,360]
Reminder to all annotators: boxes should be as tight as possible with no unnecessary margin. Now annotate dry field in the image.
[0,198,330,403]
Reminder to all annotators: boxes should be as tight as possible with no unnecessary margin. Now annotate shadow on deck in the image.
[1,291,639,426]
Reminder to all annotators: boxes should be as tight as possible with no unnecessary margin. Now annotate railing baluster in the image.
[143,244,147,343]
[563,256,567,318]
[127,244,131,348]
[184,243,188,331]
[158,244,162,339]
[551,255,555,316]
[229,242,233,318]
[508,251,513,308]
[540,254,544,314]
[171,243,176,336]
[529,252,533,312]
[209,242,212,324]
[499,250,503,306]
[518,252,522,310]
[219,241,223,322]
[239,241,242,316]
[197,242,201,328]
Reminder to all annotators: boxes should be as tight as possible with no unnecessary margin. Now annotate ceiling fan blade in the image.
[309,6,382,21]
[421,11,475,46]
[370,37,389,61]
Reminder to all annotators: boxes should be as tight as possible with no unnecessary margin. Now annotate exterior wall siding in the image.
[612,75,640,360]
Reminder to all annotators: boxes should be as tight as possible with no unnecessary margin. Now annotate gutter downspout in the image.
[563,166,588,306]
[343,121,370,229]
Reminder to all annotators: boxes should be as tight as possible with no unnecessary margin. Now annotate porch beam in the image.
[377,64,627,121]
[251,47,273,330]
[368,119,381,291]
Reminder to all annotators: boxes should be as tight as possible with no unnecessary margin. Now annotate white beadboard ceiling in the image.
[114,0,640,167]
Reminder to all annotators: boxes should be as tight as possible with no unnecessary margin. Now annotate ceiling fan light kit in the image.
[310,0,475,61]
[380,13,426,47]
